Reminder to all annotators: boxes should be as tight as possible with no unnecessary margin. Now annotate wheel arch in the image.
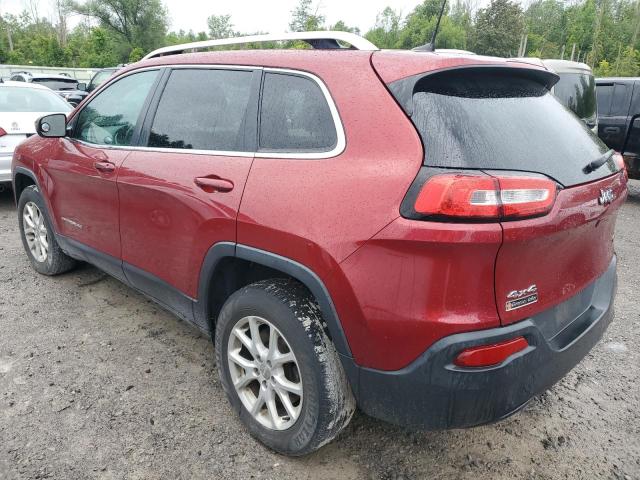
[194,243,353,360]
[12,167,39,204]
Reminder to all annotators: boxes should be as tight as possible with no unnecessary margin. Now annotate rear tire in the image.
[18,185,77,275]
[216,278,355,456]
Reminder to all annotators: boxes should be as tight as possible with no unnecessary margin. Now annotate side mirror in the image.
[36,114,67,138]
[76,82,87,91]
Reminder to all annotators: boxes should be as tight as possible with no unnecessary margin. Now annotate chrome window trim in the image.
[71,64,346,160]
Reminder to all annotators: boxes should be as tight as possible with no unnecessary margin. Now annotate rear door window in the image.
[611,83,632,117]
[259,72,337,153]
[407,70,613,187]
[146,68,254,151]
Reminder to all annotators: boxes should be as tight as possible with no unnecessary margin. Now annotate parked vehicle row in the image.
[11,31,626,455]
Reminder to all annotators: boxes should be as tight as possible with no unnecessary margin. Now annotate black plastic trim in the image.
[56,234,128,283]
[234,244,353,358]
[192,241,237,331]
[12,166,39,204]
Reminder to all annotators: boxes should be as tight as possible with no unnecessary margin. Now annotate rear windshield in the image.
[32,78,79,91]
[553,72,597,121]
[0,86,72,112]
[408,71,614,187]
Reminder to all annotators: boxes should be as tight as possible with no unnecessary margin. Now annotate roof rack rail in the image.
[143,31,379,60]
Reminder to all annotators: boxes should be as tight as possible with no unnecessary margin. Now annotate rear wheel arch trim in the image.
[195,242,353,359]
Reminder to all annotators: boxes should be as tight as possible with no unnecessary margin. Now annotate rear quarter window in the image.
[259,72,337,153]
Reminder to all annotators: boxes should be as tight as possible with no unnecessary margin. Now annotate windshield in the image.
[89,71,114,91]
[552,72,597,121]
[0,87,72,113]
[32,78,79,91]
[409,71,614,187]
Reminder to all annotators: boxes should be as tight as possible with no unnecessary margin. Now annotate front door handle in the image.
[94,161,116,173]
[603,127,620,134]
[194,176,234,193]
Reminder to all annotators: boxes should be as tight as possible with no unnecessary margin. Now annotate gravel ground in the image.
[0,183,639,480]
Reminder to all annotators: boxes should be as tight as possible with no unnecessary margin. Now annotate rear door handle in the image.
[194,176,234,193]
[94,161,116,173]
[603,127,620,134]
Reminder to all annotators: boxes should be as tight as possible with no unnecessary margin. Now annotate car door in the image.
[45,69,161,280]
[117,66,260,322]
[597,81,633,151]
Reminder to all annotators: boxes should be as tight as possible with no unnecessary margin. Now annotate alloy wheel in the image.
[23,202,49,263]
[227,315,303,430]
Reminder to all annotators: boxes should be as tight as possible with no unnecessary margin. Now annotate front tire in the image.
[18,185,76,275]
[216,279,355,456]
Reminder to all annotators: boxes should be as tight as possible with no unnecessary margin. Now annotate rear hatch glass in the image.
[403,69,614,187]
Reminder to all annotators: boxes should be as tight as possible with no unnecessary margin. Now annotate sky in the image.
[0,0,427,34]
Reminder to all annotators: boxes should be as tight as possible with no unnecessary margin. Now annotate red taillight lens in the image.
[414,174,499,218]
[613,152,628,181]
[454,336,529,368]
[0,127,7,137]
[413,174,556,220]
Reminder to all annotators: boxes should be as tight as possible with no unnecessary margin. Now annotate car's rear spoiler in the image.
[388,65,560,116]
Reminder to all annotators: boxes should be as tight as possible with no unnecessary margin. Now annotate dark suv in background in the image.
[9,72,88,106]
[597,77,640,178]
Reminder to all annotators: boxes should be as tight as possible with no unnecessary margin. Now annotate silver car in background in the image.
[0,81,72,188]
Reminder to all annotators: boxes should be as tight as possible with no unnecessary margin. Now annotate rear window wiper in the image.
[583,149,614,174]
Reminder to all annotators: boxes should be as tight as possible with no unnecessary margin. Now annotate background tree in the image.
[289,0,325,32]
[474,0,524,57]
[0,0,638,77]
[207,14,236,39]
[365,7,402,48]
[69,0,168,58]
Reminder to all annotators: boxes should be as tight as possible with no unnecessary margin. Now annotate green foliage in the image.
[0,0,638,77]
[207,14,236,39]
[69,0,168,57]
[474,0,525,57]
[365,7,402,48]
[289,0,325,32]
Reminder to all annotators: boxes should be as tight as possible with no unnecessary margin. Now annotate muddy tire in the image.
[18,185,76,275]
[215,278,355,456]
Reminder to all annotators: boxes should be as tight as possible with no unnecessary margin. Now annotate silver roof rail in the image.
[143,31,379,60]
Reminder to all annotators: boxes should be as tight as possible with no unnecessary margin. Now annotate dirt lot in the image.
[0,183,639,480]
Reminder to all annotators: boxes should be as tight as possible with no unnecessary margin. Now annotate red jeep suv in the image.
[11,32,627,455]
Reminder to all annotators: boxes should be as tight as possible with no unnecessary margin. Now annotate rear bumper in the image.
[0,154,12,183]
[353,256,617,429]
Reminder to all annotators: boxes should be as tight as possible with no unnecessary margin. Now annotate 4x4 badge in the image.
[598,188,615,205]
[505,284,538,311]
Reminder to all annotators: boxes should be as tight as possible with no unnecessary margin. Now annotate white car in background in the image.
[0,81,72,187]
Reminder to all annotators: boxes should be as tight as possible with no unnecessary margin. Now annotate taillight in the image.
[454,336,529,368]
[0,127,6,137]
[613,152,628,181]
[408,172,557,221]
